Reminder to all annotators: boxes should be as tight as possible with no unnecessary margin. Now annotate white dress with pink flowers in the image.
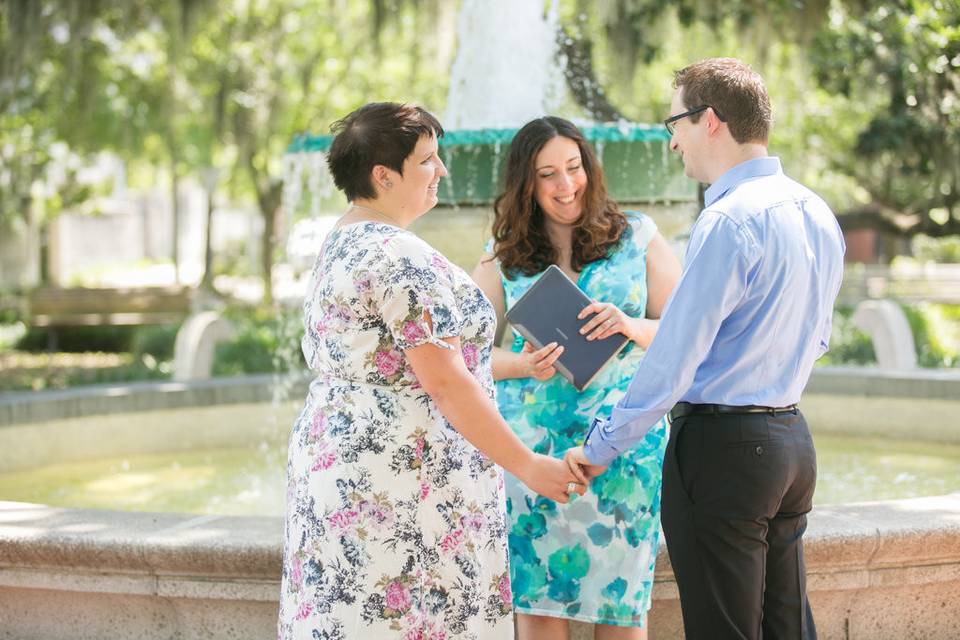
[278,222,513,640]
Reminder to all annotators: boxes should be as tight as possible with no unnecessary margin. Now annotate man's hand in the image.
[563,446,608,482]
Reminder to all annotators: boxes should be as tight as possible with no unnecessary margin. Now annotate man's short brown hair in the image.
[673,58,771,144]
[327,102,444,201]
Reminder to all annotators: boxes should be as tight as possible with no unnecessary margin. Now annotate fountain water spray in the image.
[444,0,564,129]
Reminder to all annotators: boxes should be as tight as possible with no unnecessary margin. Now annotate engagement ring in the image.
[566,482,578,494]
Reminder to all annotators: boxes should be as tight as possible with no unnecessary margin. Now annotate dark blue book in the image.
[505,265,629,391]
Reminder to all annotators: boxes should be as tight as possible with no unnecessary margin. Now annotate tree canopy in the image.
[1,0,957,295]
[558,0,958,239]
[1,0,451,298]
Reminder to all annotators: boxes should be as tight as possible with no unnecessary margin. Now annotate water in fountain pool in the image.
[1,404,958,516]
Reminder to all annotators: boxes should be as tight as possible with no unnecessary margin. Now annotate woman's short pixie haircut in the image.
[326,102,444,201]
[674,58,771,144]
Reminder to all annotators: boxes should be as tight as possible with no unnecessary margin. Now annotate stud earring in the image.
[384,180,393,189]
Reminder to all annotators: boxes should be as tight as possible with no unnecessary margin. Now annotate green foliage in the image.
[55,360,169,387]
[2,0,451,298]
[900,302,960,368]
[819,306,876,366]
[562,1,959,237]
[130,324,179,362]
[14,322,180,356]
[16,325,134,353]
[0,351,168,391]
[912,235,960,263]
[212,307,305,376]
[818,302,960,368]
[0,295,23,325]
[809,1,960,236]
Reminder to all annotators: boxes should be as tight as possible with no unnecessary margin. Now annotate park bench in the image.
[27,286,193,329]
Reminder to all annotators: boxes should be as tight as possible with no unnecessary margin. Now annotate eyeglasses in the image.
[663,105,724,135]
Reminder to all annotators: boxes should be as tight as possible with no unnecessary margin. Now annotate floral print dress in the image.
[492,213,669,628]
[278,222,513,640]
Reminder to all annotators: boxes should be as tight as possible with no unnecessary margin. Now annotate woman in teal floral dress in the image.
[472,117,682,639]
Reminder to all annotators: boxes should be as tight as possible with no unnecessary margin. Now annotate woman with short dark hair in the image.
[472,116,682,640]
[278,103,585,640]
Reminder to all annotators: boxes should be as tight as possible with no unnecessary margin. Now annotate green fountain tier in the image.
[286,123,696,206]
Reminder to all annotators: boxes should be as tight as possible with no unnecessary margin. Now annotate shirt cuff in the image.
[582,417,622,467]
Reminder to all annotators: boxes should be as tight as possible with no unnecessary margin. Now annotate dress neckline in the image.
[334,220,406,232]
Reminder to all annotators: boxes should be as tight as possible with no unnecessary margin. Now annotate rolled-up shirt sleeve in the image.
[583,212,757,466]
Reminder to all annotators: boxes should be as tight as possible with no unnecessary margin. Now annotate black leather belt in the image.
[670,401,798,421]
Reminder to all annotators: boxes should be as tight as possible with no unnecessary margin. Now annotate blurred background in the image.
[1,0,957,392]
[2,6,959,637]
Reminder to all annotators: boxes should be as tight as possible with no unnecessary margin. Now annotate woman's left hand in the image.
[577,300,635,342]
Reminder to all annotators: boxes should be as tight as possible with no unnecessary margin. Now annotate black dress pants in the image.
[661,409,818,640]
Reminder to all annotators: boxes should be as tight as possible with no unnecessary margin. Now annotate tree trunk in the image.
[170,159,180,284]
[260,205,276,306]
[254,180,283,306]
[200,185,215,292]
[38,223,51,286]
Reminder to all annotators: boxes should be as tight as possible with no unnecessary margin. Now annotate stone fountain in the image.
[1,2,959,639]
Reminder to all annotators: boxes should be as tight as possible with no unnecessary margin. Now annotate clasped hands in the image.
[563,445,607,485]
[520,447,608,504]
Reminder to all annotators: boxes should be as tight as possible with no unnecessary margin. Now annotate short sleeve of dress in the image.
[373,232,465,351]
[627,211,657,249]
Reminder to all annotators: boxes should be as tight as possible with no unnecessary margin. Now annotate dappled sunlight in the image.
[0,446,286,517]
[0,501,58,523]
[882,492,960,520]
[59,522,111,533]
[814,492,960,528]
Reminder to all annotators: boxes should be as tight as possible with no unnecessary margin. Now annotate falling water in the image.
[282,0,567,220]
[280,0,688,259]
[444,0,564,129]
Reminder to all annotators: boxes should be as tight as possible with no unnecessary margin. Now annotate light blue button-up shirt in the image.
[583,157,845,466]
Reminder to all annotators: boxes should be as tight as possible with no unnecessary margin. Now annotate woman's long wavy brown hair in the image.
[490,117,627,278]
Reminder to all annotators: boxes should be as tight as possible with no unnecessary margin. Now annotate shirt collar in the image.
[704,157,782,207]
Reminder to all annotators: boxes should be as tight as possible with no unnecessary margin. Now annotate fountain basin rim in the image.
[2,492,959,593]
[0,372,312,427]
[3,367,958,428]
[286,122,672,154]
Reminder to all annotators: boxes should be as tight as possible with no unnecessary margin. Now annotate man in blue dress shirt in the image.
[564,58,845,639]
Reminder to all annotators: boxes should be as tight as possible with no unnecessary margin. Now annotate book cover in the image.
[505,265,629,391]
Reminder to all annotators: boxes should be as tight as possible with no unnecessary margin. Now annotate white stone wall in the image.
[45,184,260,286]
[0,219,40,289]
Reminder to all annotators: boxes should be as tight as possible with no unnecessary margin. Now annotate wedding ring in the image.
[566,482,578,494]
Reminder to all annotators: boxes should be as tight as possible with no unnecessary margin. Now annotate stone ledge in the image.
[2,495,960,639]
[0,503,281,578]
[2,494,958,594]
[3,367,957,428]
[0,374,311,427]
[0,567,277,602]
[805,366,960,399]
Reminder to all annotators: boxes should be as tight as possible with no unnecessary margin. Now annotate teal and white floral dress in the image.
[492,212,669,628]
